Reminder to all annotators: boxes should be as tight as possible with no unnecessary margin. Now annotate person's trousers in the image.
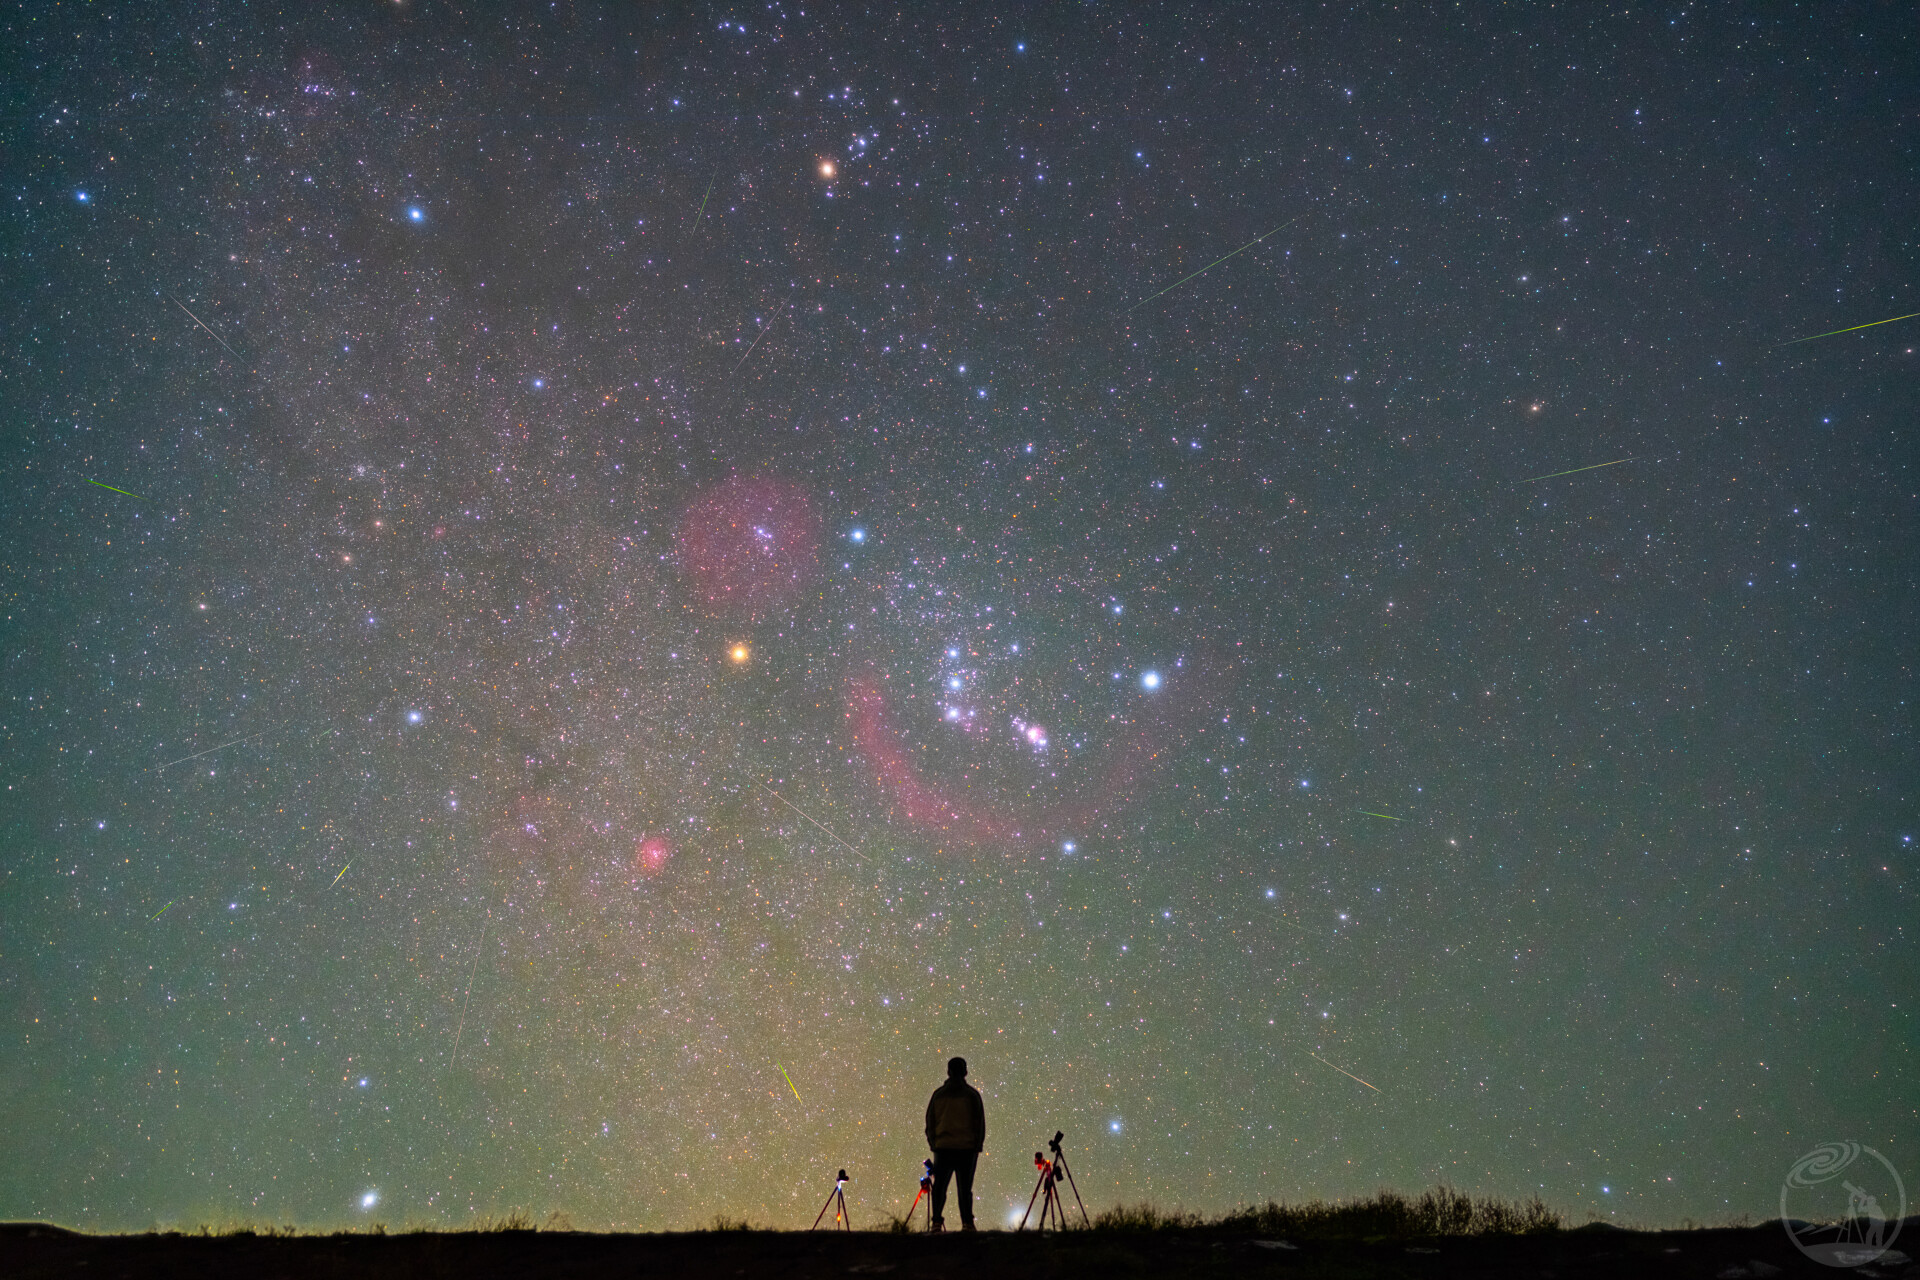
[930,1148,979,1227]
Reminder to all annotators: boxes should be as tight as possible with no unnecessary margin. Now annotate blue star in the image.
[407,207,424,222]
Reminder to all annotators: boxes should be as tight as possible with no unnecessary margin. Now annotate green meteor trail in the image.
[151,900,174,921]
[690,172,717,234]
[1356,810,1404,821]
[776,1063,803,1103]
[329,859,353,889]
[1522,457,1636,483]
[1124,213,1306,314]
[1778,310,1920,346]
[87,478,148,501]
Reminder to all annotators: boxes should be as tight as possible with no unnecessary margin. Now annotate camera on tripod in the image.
[810,1169,851,1232]
[1018,1130,1090,1231]
[901,1158,936,1232]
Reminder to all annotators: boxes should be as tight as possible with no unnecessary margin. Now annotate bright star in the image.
[729,644,750,664]
[850,528,865,542]
[406,711,422,724]
[361,1191,379,1208]
[76,191,90,203]
[407,207,423,221]
[1062,841,1076,854]
[1141,671,1160,690]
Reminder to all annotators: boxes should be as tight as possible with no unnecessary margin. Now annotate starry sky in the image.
[3,1,1915,1234]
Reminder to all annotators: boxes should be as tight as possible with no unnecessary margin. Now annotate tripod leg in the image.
[1018,1170,1046,1231]
[1056,1154,1091,1227]
[812,1187,839,1230]
[837,1189,851,1231]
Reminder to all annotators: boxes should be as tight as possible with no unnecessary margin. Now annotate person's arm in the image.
[925,1092,938,1149]
[970,1088,986,1148]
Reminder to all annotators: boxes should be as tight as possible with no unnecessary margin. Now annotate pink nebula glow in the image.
[634,835,673,877]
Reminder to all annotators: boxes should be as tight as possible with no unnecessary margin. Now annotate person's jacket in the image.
[924,1076,986,1152]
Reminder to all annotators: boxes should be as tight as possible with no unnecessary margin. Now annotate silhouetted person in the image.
[924,1056,986,1232]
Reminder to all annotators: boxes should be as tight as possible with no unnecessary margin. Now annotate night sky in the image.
[4,2,1915,1234]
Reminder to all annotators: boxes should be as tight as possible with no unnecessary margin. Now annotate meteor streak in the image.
[1308,1051,1380,1093]
[151,900,174,921]
[756,781,869,862]
[1778,310,1920,346]
[86,478,148,501]
[448,912,488,1069]
[153,729,271,771]
[777,1063,803,1104]
[733,309,781,373]
[1124,214,1306,314]
[170,295,241,360]
[329,859,354,889]
[690,171,717,234]
[1521,457,1635,483]
[1355,810,1404,821]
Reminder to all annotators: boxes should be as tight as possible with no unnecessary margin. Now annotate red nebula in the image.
[846,676,1152,848]
[677,477,821,617]
[634,835,672,877]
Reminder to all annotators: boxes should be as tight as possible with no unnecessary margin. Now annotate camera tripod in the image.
[901,1158,935,1232]
[1017,1131,1090,1231]
[811,1168,852,1232]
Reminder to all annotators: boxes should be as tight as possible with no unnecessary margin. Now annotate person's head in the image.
[947,1056,968,1079]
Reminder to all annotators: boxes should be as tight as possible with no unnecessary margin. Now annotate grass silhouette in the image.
[133,1187,1570,1238]
[1098,1186,1564,1238]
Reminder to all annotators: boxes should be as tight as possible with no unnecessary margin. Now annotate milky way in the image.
[3,4,1914,1233]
